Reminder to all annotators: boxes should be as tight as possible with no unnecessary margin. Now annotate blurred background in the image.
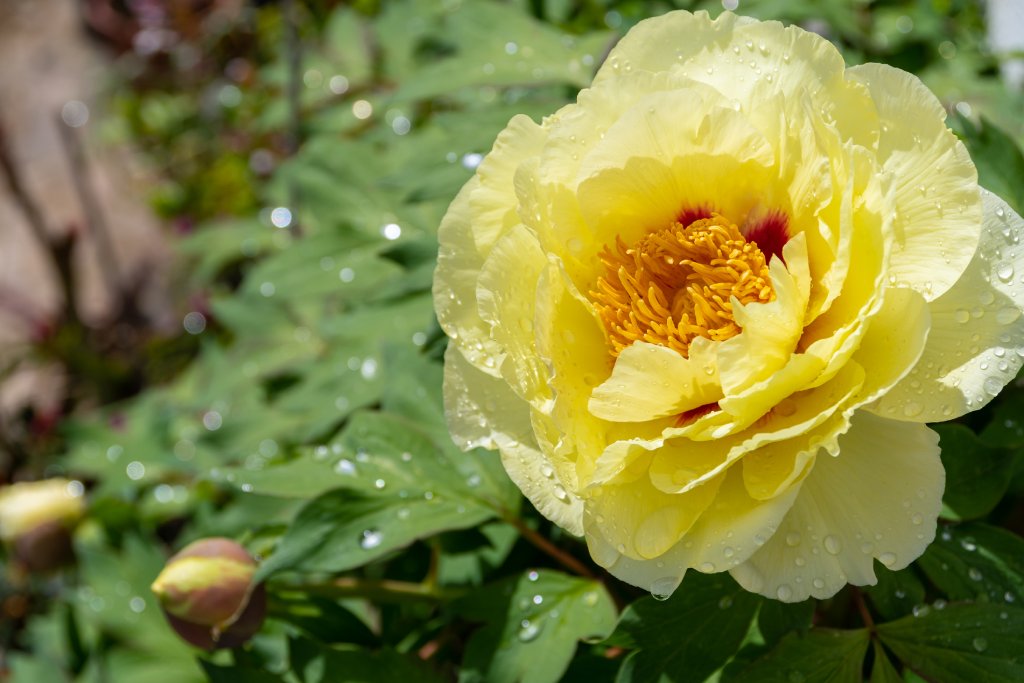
[1,0,1023,681]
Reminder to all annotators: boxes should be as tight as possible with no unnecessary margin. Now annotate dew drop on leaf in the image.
[359,529,383,550]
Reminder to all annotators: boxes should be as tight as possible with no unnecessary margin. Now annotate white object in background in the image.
[989,0,1024,90]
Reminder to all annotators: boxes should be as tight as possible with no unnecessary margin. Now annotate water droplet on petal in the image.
[650,576,679,600]
[903,401,923,417]
[997,307,1021,325]
[824,535,842,555]
[776,584,793,601]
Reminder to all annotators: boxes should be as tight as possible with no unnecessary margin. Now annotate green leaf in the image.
[868,641,903,683]
[980,389,1024,449]
[386,2,612,102]
[934,423,1015,519]
[865,564,926,621]
[877,603,1024,682]
[72,535,203,678]
[322,7,375,87]
[269,594,377,646]
[240,235,403,304]
[202,661,283,683]
[255,486,495,580]
[220,342,516,511]
[757,599,815,649]
[917,523,1024,604]
[378,343,449,436]
[436,522,520,585]
[735,629,870,683]
[7,654,67,683]
[605,573,761,683]
[456,570,617,683]
[178,217,279,283]
[289,638,447,683]
[230,407,517,513]
[560,652,622,682]
[955,113,1024,215]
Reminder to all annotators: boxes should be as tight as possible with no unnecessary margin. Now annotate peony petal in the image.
[589,339,721,422]
[730,412,943,602]
[715,353,825,434]
[538,69,703,189]
[500,437,585,537]
[585,459,722,560]
[434,115,548,376]
[796,150,894,396]
[741,444,818,503]
[650,361,864,495]
[477,225,550,404]
[871,191,1024,422]
[806,141,893,327]
[434,178,505,376]
[585,466,801,594]
[578,90,776,182]
[717,233,810,395]
[533,261,612,487]
[470,115,548,253]
[442,343,534,454]
[442,344,584,535]
[847,63,981,301]
[800,145,891,354]
[594,11,878,150]
[848,286,930,409]
[738,287,929,502]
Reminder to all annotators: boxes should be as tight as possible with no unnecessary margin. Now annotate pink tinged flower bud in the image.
[0,478,85,572]
[151,537,266,649]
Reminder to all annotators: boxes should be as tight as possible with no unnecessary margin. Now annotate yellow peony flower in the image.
[433,10,1024,602]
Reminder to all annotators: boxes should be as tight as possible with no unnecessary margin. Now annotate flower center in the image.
[591,213,775,358]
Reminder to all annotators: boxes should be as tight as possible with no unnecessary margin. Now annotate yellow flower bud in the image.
[151,538,266,649]
[0,478,85,571]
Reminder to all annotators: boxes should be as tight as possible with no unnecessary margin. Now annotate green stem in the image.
[275,577,465,604]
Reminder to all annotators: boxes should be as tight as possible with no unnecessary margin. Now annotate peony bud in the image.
[0,478,85,571]
[150,537,266,649]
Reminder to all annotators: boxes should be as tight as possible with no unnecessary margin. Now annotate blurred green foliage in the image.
[4,0,1024,681]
